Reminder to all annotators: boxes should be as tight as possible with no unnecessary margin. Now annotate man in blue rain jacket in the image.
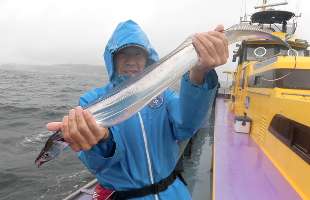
[47,20,228,199]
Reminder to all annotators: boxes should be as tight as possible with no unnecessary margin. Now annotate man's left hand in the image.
[190,25,229,85]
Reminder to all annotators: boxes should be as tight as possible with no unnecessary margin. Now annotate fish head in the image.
[35,149,55,167]
[35,131,67,167]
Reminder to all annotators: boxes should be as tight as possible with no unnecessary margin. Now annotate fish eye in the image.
[43,153,49,159]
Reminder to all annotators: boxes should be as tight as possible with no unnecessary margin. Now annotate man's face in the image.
[115,46,148,77]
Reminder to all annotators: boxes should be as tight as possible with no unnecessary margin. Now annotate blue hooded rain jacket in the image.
[78,20,218,200]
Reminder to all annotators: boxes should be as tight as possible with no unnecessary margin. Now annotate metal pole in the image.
[255,2,288,9]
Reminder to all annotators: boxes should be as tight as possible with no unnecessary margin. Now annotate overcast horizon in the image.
[1,0,309,80]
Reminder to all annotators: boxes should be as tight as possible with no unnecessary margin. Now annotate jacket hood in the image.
[103,20,159,84]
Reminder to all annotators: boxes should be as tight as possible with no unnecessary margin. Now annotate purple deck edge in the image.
[213,98,301,200]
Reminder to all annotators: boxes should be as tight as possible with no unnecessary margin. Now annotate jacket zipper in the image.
[138,112,159,200]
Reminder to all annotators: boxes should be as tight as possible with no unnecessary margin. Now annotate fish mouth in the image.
[35,161,41,168]
[35,158,43,168]
[34,151,45,168]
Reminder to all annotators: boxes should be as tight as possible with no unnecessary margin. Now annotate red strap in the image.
[92,184,114,200]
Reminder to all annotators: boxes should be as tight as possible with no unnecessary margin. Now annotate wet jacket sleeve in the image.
[77,87,125,174]
[166,69,218,141]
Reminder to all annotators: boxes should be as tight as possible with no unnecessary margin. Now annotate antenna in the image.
[240,0,246,22]
[244,0,247,21]
[295,0,302,18]
[240,0,250,22]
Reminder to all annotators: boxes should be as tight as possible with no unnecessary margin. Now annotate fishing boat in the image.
[213,0,310,199]
[63,1,309,200]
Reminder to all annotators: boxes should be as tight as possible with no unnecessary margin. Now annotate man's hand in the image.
[190,25,229,85]
[47,107,109,151]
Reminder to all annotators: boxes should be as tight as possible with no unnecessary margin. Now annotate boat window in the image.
[279,48,304,57]
[287,49,299,56]
[276,69,310,90]
[298,49,305,56]
[254,47,267,57]
[269,114,310,164]
[248,69,310,90]
[247,45,308,61]
[248,70,274,88]
[246,45,277,61]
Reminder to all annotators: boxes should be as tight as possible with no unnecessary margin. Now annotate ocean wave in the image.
[0,66,105,200]
[0,169,49,200]
[60,87,84,93]
[0,171,20,188]
[0,104,41,114]
[0,104,71,117]
[36,169,93,200]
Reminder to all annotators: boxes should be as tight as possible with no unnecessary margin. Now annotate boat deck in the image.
[213,98,301,200]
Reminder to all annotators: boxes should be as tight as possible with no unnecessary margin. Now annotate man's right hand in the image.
[47,106,109,152]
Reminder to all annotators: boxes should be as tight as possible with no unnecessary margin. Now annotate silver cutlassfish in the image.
[35,24,291,167]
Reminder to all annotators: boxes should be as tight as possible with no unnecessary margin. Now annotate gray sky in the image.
[0,0,309,80]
